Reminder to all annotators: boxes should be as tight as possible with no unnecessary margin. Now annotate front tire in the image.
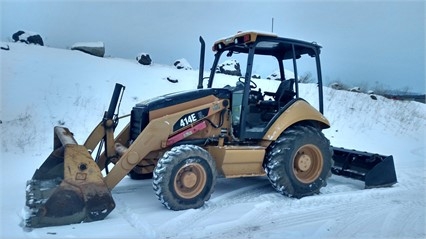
[264,125,333,198]
[153,145,217,210]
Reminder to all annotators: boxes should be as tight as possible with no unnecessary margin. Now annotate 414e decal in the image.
[173,108,209,131]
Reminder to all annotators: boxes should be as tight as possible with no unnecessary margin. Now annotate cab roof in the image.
[212,30,321,59]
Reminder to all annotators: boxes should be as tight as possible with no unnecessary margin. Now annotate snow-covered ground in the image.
[1,42,425,239]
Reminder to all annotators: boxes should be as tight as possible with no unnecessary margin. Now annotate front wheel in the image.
[153,145,217,210]
[264,125,333,198]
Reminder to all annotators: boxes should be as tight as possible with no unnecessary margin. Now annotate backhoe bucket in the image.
[25,126,115,228]
[331,147,397,188]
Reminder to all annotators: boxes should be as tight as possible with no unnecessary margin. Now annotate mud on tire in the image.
[264,125,333,198]
[153,145,217,210]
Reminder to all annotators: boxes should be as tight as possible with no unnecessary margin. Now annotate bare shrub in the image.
[1,109,37,153]
[298,72,314,83]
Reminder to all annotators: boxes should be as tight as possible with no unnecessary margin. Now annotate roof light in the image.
[243,34,250,42]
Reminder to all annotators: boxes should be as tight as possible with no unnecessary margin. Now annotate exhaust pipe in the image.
[197,36,205,89]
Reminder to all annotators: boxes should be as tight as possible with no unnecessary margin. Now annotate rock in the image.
[12,30,44,46]
[136,53,152,65]
[252,74,261,79]
[1,43,10,51]
[349,87,361,93]
[330,82,344,90]
[216,59,241,76]
[71,41,105,57]
[174,58,192,70]
[166,77,179,83]
[266,69,295,81]
[266,71,280,81]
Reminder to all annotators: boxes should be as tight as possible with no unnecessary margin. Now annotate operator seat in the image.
[259,78,295,109]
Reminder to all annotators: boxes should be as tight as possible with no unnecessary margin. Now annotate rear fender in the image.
[262,99,330,142]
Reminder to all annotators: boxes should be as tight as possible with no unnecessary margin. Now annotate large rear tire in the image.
[153,145,217,210]
[264,125,333,198]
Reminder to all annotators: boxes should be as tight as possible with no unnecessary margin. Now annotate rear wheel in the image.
[264,125,333,198]
[153,145,217,210]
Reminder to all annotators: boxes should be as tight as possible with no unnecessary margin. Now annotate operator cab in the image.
[199,31,324,141]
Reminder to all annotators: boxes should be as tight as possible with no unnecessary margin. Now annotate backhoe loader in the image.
[25,31,397,228]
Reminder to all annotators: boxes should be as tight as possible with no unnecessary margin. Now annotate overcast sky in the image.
[1,0,425,93]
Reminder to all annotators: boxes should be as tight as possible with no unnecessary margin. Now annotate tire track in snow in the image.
[109,175,423,239]
[207,189,415,239]
[111,180,160,238]
[155,177,274,238]
[160,179,418,239]
[257,187,422,239]
[155,176,345,238]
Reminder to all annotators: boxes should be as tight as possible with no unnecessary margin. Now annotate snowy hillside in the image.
[1,42,425,239]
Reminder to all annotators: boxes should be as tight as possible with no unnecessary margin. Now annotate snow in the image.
[1,42,425,239]
[218,30,278,42]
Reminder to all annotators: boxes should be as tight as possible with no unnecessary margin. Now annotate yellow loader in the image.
[25,31,397,228]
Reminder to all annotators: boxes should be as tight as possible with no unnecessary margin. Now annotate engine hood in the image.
[135,88,231,112]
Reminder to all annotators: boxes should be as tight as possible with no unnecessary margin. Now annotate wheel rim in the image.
[293,144,323,184]
[174,163,207,199]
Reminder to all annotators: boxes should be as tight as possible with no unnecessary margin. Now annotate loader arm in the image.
[84,121,115,162]
[84,83,125,165]
[103,118,170,189]
[103,98,228,189]
[95,122,131,171]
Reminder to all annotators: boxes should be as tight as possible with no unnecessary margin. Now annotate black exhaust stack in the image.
[197,36,205,89]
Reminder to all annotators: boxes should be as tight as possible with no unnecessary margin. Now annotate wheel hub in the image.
[297,154,312,172]
[174,163,207,199]
[293,144,324,184]
[181,171,197,188]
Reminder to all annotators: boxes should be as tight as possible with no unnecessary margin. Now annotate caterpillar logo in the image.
[173,108,209,132]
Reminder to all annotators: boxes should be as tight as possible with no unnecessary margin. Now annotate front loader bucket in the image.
[331,147,397,188]
[25,126,115,228]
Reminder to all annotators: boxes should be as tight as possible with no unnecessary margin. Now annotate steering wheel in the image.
[238,77,257,89]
